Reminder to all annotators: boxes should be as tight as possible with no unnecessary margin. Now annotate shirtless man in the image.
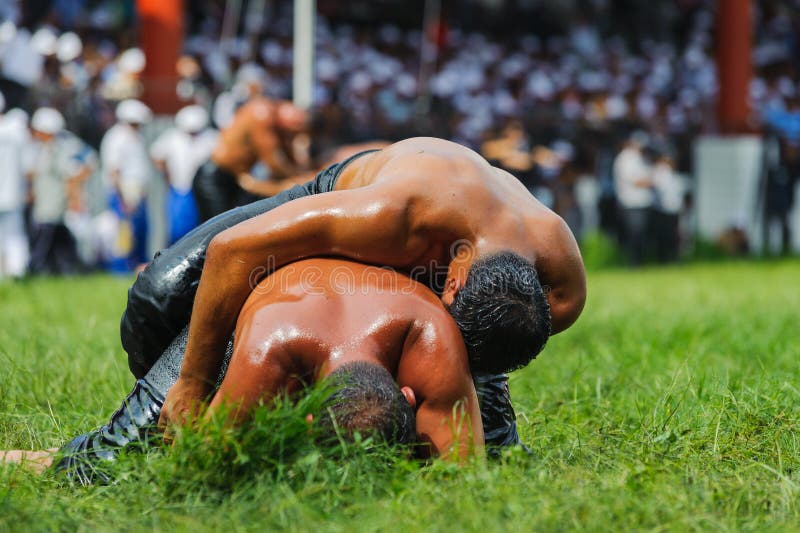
[122,136,586,450]
[192,98,309,221]
[4,258,482,482]
[210,258,482,459]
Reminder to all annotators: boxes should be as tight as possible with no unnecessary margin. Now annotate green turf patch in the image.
[1,262,799,531]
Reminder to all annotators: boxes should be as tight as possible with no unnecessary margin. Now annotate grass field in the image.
[1,260,799,531]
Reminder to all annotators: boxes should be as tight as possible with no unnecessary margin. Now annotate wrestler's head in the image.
[276,101,309,133]
[443,252,551,374]
[317,361,416,445]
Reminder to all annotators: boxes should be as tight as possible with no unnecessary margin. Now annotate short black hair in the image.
[317,362,416,445]
[449,252,551,374]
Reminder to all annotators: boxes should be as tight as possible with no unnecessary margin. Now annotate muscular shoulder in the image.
[398,301,470,395]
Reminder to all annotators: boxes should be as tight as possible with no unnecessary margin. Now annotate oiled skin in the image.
[209,257,484,460]
[164,137,587,425]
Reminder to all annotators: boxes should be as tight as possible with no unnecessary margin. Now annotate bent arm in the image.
[177,183,426,397]
[535,215,587,334]
[401,319,484,461]
[415,385,484,461]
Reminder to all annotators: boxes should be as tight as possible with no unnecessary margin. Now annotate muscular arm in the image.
[399,318,484,461]
[205,333,293,426]
[164,182,429,421]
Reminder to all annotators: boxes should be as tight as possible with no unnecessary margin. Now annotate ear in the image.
[440,276,465,307]
[400,386,417,409]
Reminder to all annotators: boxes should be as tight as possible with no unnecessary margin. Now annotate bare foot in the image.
[1,449,58,474]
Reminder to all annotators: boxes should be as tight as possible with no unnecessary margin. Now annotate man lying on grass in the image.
[2,258,484,483]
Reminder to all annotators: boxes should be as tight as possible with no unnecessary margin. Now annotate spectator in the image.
[150,104,218,244]
[651,154,685,262]
[26,107,90,274]
[0,95,29,278]
[100,99,152,272]
[613,132,653,265]
[761,132,798,255]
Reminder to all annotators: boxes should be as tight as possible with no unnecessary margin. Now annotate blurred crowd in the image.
[1,0,800,278]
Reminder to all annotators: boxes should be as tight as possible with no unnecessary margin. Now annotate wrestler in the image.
[208,258,482,459]
[122,136,586,450]
[192,97,310,221]
[5,258,483,483]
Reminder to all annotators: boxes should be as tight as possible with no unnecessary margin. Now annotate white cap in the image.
[5,108,29,126]
[56,32,83,63]
[175,105,209,133]
[118,48,146,74]
[31,107,65,134]
[116,99,152,124]
[31,27,58,56]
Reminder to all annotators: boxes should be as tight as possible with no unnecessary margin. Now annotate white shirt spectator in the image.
[614,145,653,209]
[100,122,151,207]
[150,128,218,193]
[0,107,29,277]
[652,162,685,215]
[0,111,28,212]
[26,133,86,224]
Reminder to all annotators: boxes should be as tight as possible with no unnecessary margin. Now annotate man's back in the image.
[213,257,483,458]
[233,257,456,387]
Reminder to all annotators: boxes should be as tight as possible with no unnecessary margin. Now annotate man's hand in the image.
[158,377,213,434]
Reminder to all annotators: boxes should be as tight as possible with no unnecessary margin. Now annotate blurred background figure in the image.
[613,132,653,265]
[651,152,685,263]
[0,94,29,278]
[26,107,91,275]
[150,104,218,244]
[194,98,309,222]
[760,119,799,256]
[100,99,152,272]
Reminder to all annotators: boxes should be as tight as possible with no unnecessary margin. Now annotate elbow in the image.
[550,285,586,334]
[207,231,235,263]
[206,229,247,273]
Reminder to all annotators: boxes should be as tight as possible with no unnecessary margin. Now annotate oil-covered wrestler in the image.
[120,136,585,453]
[193,97,310,221]
[4,258,484,482]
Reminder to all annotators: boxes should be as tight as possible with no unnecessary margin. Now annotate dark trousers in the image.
[654,211,679,263]
[29,222,82,275]
[192,161,248,223]
[619,207,650,266]
[762,211,792,256]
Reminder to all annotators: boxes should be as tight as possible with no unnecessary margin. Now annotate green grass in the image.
[1,261,799,531]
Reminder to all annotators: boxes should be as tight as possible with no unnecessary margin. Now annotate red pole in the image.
[716,0,752,134]
[137,0,183,114]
